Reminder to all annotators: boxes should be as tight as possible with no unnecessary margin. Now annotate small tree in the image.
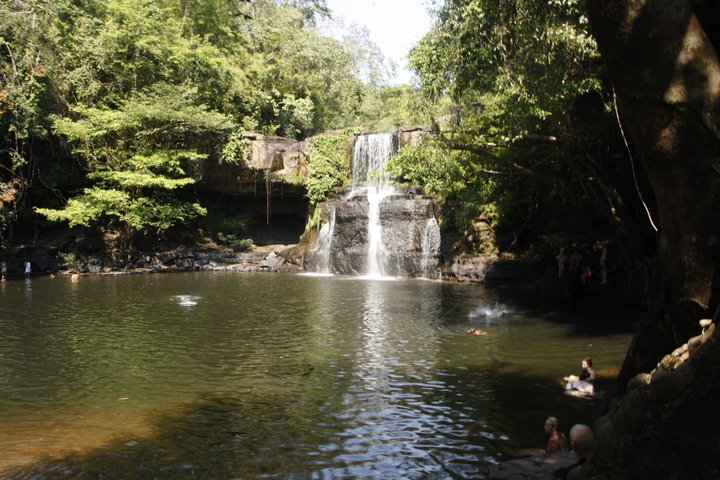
[36,85,233,247]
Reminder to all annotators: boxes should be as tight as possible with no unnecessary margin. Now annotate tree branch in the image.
[444,141,556,186]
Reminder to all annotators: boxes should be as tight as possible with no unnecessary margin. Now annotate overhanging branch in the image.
[445,142,555,186]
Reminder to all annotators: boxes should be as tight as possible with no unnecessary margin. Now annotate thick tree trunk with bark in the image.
[586,1,720,477]
[588,0,720,386]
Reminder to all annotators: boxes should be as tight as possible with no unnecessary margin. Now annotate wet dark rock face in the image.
[306,194,441,278]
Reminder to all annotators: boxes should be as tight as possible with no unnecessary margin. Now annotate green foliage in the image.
[411,0,601,112]
[0,0,62,241]
[36,187,207,230]
[405,0,621,241]
[276,94,315,139]
[387,140,465,196]
[217,233,253,252]
[37,85,225,237]
[201,199,251,235]
[0,0,396,245]
[221,132,251,165]
[305,130,353,205]
[358,85,447,131]
[56,252,88,270]
[243,2,388,137]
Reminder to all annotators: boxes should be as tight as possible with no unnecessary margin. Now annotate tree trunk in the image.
[587,0,720,386]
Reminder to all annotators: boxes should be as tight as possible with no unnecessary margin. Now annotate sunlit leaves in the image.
[405,0,614,237]
[41,83,229,235]
[306,130,353,205]
[387,141,466,197]
[411,0,602,128]
[35,188,129,227]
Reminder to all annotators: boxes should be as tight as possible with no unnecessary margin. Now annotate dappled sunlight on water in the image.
[0,273,634,479]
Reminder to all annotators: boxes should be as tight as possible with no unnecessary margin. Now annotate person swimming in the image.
[466,328,488,336]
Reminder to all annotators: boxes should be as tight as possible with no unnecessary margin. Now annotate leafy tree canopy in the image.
[404,0,640,244]
[0,0,393,245]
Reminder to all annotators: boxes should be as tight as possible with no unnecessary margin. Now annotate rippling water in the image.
[0,273,633,479]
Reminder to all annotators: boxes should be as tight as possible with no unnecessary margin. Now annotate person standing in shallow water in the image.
[556,248,568,278]
[544,416,569,455]
[599,242,608,284]
[24,260,31,279]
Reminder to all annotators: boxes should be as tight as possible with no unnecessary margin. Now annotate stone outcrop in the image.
[304,193,442,278]
[3,247,59,274]
[590,317,720,479]
[489,452,578,480]
[195,132,308,197]
[196,128,432,199]
[441,253,493,282]
[398,126,433,148]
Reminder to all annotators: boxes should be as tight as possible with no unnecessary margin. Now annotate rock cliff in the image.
[590,315,720,479]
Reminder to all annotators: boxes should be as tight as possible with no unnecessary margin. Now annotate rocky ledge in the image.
[489,451,578,480]
[589,316,720,479]
[2,245,302,277]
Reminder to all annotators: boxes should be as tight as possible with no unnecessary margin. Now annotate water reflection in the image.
[359,280,392,387]
[0,273,633,479]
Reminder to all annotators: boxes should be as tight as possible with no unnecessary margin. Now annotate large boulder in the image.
[590,317,720,479]
[489,452,577,480]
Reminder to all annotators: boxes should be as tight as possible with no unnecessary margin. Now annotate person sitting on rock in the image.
[544,416,569,455]
[564,357,595,395]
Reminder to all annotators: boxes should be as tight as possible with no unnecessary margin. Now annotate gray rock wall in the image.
[306,194,441,278]
[198,128,432,198]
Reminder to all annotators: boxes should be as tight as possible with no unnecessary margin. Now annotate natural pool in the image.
[0,272,633,479]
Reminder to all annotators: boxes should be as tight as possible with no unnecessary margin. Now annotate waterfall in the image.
[350,133,395,196]
[351,133,396,277]
[306,130,442,278]
[420,217,439,279]
[313,206,336,274]
[366,193,388,277]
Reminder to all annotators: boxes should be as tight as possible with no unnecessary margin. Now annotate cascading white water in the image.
[420,217,439,279]
[312,206,336,274]
[351,133,396,277]
[306,131,441,278]
[366,194,388,277]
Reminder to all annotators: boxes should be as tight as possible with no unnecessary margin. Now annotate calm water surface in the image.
[0,273,633,479]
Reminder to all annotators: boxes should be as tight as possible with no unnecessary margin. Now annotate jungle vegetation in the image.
[388,0,657,289]
[0,0,660,289]
[4,1,718,476]
[0,0,425,247]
